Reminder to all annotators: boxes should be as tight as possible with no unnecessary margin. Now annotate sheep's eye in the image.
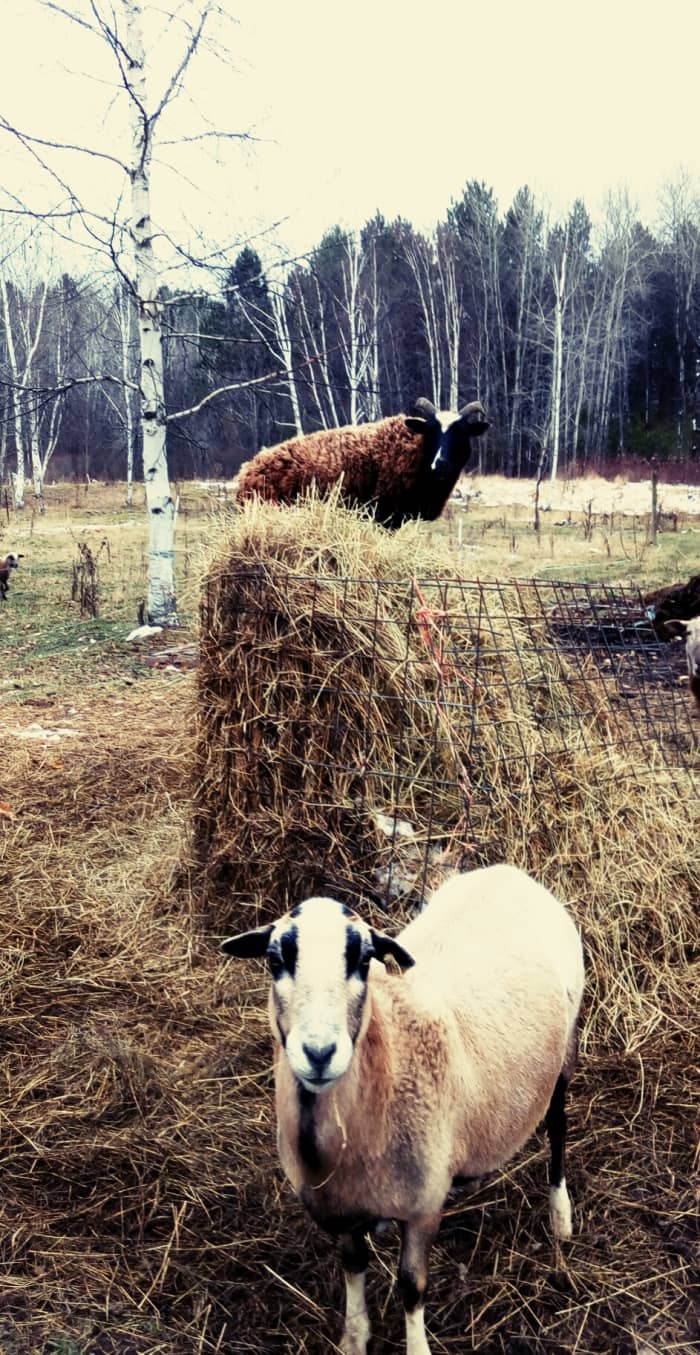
[280,933,298,976]
[267,950,284,980]
[345,929,369,980]
[268,928,298,980]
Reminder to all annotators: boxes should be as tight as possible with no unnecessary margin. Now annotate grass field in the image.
[2,475,699,706]
[1,480,697,1355]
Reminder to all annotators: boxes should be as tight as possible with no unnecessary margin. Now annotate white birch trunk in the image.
[0,405,6,481]
[405,237,441,407]
[572,304,595,463]
[335,235,375,424]
[437,232,461,411]
[125,0,178,625]
[270,289,303,435]
[0,275,26,509]
[340,237,362,423]
[509,205,537,471]
[117,285,137,505]
[549,243,567,481]
[294,280,329,429]
[365,242,381,422]
[314,275,340,427]
[29,408,43,499]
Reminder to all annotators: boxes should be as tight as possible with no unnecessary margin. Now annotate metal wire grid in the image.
[205,572,698,906]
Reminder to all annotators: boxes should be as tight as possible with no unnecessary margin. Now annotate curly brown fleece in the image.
[236,416,427,521]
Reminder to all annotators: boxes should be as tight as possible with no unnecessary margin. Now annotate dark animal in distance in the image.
[235,397,489,530]
[644,572,700,637]
[0,552,23,601]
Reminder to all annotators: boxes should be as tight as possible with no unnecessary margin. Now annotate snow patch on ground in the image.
[461,473,700,518]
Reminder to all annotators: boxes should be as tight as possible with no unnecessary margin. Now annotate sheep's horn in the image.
[410,397,438,422]
[458,401,489,435]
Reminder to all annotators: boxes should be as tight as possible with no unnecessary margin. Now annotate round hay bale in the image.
[189,496,674,935]
[191,495,473,924]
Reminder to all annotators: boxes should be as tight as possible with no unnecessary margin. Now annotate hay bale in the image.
[191,495,471,923]
[191,496,697,931]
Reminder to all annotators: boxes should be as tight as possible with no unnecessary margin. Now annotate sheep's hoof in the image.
[340,1312,371,1355]
[549,1180,573,1240]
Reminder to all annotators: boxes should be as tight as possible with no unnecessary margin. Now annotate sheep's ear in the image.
[458,401,489,436]
[404,416,429,434]
[370,929,415,971]
[221,923,274,958]
[664,618,691,638]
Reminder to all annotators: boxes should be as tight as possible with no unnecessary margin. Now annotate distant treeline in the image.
[2,177,700,488]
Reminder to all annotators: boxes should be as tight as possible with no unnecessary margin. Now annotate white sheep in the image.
[221,864,585,1355]
[235,398,489,529]
[0,552,23,600]
[664,616,700,718]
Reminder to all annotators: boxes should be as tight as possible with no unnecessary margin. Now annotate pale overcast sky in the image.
[0,0,698,273]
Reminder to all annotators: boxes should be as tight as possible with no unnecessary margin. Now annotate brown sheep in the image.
[0,552,23,601]
[221,865,584,1355]
[236,398,489,530]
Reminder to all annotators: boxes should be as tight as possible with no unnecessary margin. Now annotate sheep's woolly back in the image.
[399,865,583,1016]
[275,866,584,1224]
[236,416,424,509]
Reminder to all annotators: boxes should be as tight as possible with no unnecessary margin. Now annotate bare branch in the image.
[43,1,103,40]
[0,115,129,174]
[148,3,210,131]
[0,372,140,397]
[159,129,260,147]
[166,351,325,423]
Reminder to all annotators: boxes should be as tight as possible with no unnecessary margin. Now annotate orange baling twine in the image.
[412,578,475,859]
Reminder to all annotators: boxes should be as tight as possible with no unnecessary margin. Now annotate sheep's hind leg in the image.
[398,1214,440,1355]
[339,1229,371,1355]
[545,1072,573,1239]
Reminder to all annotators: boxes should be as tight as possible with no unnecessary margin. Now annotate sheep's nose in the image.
[302,1041,337,1074]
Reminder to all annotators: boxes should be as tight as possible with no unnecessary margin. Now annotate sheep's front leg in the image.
[398,1214,440,1355]
[339,1229,371,1355]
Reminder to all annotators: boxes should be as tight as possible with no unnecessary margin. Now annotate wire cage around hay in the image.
[192,541,699,926]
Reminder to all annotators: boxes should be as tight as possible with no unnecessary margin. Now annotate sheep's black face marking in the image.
[267,924,298,980]
[390,400,489,528]
[264,897,379,1094]
[246,897,409,1094]
[425,417,481,486]
[280,927,298,976]
[345,925,371,981]
[407,401,488,478]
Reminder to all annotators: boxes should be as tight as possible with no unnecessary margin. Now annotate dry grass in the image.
[1,492,697,1354]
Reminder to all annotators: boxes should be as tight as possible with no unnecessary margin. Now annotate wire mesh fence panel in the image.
[197,569,698,916]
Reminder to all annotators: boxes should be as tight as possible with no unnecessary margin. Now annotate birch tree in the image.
[0,0,254,623]
[116,283,138,504]
[547,223,568,481]
[659,172,700,451]
[404,232,442,407]
[0,235,68,506]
